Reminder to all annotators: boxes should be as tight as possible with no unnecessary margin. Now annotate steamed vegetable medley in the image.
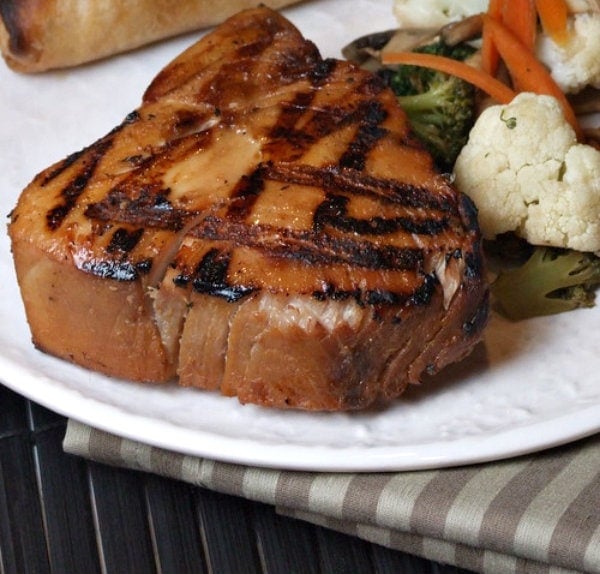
[344,0,600,320]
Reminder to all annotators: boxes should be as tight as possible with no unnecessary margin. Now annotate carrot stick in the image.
[488,0,505,21]
[483,15,582,138]
[381,51,517,104]
[481,0,504,75]
[535,0,569,45]
[503,0,537,51]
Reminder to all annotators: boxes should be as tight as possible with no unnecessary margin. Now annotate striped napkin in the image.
[63,421,600,574]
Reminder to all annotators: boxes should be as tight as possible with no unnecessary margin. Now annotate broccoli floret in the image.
[387,41,476,94]
[396,76,475,171]
[382,40,477,171]
[492,247,600,320]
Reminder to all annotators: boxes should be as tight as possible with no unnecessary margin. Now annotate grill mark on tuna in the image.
[40,150,86,187]
[78,250,152,282]
[46,139,113,230]
[86,187,183,230]
[407,273,438,306]
[107,227,144,254]
[464,243,485,279]
[192,216,424,271]
[338,100,388,171]
[310,284,413,307]
[78,259,139,281]
[190,248,255,301]
[85,131,215,230]
[85,157,451,230]
[309,58,337,86]
[458,193,481,232]
[463,292,490,335]
[264,163,451,210]
[313,194,449,236]
[57,37,457,303]
[271,92,315,134]
[83,164,448,280]
[226,165,267,221]
[265,92,318,160]
[265,81,390,165]
[116,130,213,194]
[41,112,139,187]
[78,225,146,282]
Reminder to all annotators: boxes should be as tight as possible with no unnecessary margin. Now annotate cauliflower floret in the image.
[393,0,488,28]
[454,92,600,252]
[536,12,600,93]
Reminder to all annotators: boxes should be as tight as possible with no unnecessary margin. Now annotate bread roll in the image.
[0,0,301,72]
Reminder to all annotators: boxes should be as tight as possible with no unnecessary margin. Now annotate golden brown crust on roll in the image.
[0,0,301,72]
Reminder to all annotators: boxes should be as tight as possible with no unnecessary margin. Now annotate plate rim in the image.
[1,350,598,473]
[1,0,599,473]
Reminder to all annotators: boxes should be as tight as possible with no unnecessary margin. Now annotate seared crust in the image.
[8,8,489,410]
[0,0,300,72]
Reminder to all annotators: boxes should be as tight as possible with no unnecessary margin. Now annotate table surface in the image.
[0,383,475,574]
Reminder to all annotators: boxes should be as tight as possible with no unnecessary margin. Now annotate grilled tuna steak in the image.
[8,7,489,411]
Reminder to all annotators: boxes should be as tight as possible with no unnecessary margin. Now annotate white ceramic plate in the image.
[1,0,598,472]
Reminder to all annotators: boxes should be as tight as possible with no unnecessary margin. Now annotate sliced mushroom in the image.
[342,27,439,71]
[342,29,397,66]
[440,13,485,46]
[380,27,440,54]
[569,87,600,115]
[583,127,600,148]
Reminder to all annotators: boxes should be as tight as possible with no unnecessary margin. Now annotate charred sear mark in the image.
[264,163,451,211]
[357,75,387,97]
[365,289,403,306]
[226,166,267,221]
[85,188,184,230]
[78,227,146,281]
[46,139,113,231]
[447,248,463,262]
[135,258,153,275]
[173,109,203,132]
[458,193,480,232]
[107,227,144,254]
[312,285,360,303]
[41,107,136,186]
[40,149,85,187]
[313,195,448,236]
[107,110,140,137]
[270,92,315,135]
[78,259,139,281]
[309,58,337,86]
[339,100,388,171]
[464,244,484,279]
[266,83,389,164]
[236,36,274,59]
[408,273,438,306]
[194,216,423,271]
[463,292,490,335]
[191,248,254,301]
[312,285,410,308]
[85,130,213,227]
[266,92,318,159]
[122,154,148,167]
[123,110,141,124]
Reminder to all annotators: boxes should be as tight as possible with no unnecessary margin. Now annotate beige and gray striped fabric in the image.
[64,421,600,574]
